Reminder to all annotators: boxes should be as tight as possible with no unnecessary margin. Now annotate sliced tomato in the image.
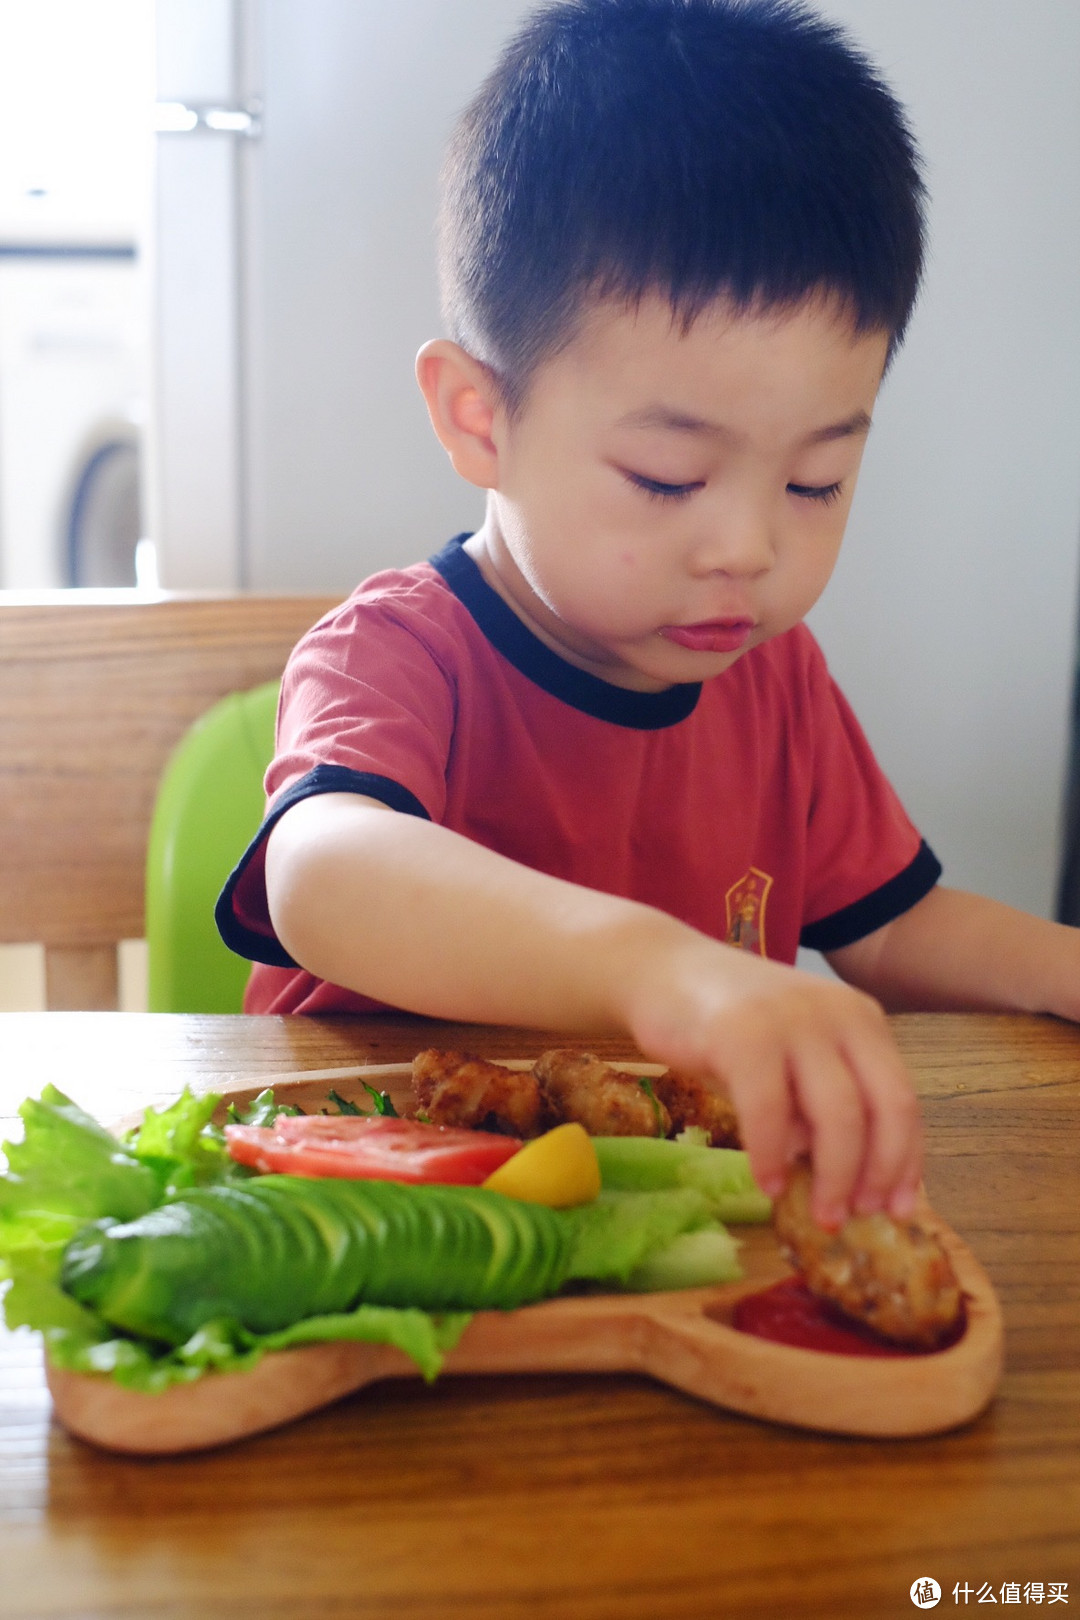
[224,1114,522,1185]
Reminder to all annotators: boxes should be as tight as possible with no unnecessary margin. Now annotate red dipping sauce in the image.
[733,1277,961,1357]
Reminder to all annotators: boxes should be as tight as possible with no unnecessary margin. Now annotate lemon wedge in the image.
[481,1122,601,1207]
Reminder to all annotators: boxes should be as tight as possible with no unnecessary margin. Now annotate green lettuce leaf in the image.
[125,1088,236,1193]
[242,1304,471,1381]
[39,1298,473,1390]
[3,1246,105,1337]
[0,1086,160,1229]
[224,1087,302,1127]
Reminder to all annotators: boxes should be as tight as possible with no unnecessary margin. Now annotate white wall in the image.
[240,0,1080,919]
[810,0,1080,916]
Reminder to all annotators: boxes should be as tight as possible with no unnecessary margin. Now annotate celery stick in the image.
[625,1227,741,1292]
[592,1137,771,1223]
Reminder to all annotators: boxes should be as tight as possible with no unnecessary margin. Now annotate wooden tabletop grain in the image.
[1,1011,1078,1620]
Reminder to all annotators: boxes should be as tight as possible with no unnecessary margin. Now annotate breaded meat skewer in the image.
[411,1048,743,1145]
[412,1048,548,1138]
[533,1049,671,1137]
[650,1069,742,1148]
[773,1160,964,1349]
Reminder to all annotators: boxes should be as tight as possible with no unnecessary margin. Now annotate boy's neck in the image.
[463,520,677,694]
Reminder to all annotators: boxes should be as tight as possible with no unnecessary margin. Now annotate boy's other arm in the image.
[826,884,1080,1020]
[265,792,921,1228]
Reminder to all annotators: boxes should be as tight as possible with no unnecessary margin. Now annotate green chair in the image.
[145,680,278,1012]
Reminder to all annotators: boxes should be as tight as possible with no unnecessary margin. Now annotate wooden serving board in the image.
[46,1063,1004,1454]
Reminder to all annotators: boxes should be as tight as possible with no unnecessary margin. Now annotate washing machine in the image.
[0,251,147,588]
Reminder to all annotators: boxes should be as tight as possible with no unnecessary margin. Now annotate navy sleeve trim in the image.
[799,840,943,954]
[215,764,432,967]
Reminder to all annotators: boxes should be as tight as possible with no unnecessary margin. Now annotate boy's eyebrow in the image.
[614,406,874,444]
[803,409,874,444]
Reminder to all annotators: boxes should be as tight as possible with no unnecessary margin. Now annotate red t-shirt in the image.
[217,535,940,1014]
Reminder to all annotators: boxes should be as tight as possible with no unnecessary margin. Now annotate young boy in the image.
[217,0,1080,1230]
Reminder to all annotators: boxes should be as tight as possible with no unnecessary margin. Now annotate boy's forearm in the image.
[827,884,1080,1020]
[264,793,683,1032]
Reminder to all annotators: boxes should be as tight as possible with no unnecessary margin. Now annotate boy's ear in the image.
[415,339,502,489]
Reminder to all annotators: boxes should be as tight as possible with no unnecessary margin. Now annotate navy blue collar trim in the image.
[429,534,700,730]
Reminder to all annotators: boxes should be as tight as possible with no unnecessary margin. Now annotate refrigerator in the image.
[0,0,151,589]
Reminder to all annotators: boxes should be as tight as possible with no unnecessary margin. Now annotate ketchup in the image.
[733,1277,952,1358]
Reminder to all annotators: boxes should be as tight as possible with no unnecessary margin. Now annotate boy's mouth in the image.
[658,618,755,654]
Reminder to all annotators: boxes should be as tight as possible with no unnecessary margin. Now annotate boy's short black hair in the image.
[438,0,926,407]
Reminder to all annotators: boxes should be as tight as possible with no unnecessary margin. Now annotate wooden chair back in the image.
[0,591,338,1009]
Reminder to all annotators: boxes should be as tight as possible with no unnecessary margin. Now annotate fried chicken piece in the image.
[773,1161,964,1350]
[411,1049,548,1138]
[651,1069,742,1147]
[533,1049,671,1137]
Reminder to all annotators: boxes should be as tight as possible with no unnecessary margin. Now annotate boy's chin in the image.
[593,637,752,692]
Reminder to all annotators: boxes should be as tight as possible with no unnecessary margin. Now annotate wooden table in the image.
[1,1011,1077,1619]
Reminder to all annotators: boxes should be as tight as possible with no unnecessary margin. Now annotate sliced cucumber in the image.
[60,1175,574,1343]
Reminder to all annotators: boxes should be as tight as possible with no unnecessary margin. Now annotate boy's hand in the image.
[618,926,922,1229]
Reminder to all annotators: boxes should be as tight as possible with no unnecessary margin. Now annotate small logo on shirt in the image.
[725,867,773,955]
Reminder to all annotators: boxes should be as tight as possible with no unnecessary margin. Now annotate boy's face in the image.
[467,291,889,692]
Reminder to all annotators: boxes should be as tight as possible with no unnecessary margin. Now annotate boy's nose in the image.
[688,507,775,578]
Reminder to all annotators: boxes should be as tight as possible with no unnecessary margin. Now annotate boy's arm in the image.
[265,792,921,1228]
[826,884,1080,1020]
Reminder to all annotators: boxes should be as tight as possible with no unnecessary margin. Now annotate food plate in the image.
[45,1062,1004,1454]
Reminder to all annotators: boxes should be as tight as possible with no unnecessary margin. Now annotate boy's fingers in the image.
[726,1050,797,1199]
[840,1026,923,1216]
[788,1042,868,1227]
[733,1039,867,1225]
[858,1107,923,1219]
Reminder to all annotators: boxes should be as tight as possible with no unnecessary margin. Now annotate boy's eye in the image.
[625,472,702,503]
[788,481,844,506]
